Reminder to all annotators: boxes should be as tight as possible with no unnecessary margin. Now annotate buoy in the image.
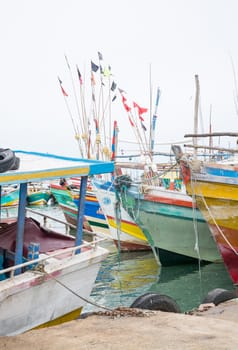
[130,292,181,313]
[202,288,237,306]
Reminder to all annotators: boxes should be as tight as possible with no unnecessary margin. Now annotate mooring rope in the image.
[32,264,113,311]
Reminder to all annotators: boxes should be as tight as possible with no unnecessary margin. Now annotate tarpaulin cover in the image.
[0,217,75,257]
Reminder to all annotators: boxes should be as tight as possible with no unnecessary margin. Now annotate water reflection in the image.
[85,241,235,313]
[152,262,234,312]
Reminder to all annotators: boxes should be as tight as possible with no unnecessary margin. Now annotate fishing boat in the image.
[114,173,221,265]
[0,185,19,207]
[50,179,109,234]
[27,182,52,206]
[93,178,150,251]
[1,183,51,207]
[0,149,114,336]
[172,142,238,285]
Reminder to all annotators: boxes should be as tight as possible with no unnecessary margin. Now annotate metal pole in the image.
[14,182,27,274]
[75,176,88,250]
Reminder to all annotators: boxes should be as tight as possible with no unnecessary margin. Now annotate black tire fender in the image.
[202,288,237,306]
[130,292,181,313]
[0,148,18,173]
[10,156,20,170]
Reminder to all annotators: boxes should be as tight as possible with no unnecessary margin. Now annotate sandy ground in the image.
[1,300,238,350]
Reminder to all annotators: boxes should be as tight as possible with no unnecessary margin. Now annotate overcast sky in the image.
[1,0,238,158]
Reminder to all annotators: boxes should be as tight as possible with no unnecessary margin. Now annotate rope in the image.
[190,176,202,262]
[32,264,113,311]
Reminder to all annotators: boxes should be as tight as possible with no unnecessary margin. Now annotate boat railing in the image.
[26,207,76,235]
[25,207,108,238]
[0,235,108,280]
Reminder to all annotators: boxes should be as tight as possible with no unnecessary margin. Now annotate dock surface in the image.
[1,300,238,349]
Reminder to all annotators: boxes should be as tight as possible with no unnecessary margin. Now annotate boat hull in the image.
[50,185,109,234]
[1,187,19,207]
[0,246,108,336]
[93,180,151,252]
[27,191,51,206]
[59,202,109,234]
[185,179,238,284]
[120,184,221,265]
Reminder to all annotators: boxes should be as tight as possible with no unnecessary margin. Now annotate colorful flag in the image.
[91,72,96,86]
[64,54,70,69]
[61,86,68,97]
[98,51,103,60]
[141,121,147,131]
[111,120,117,161]
[121,95,131,112]
[76,65,83,85]
[118,87,126,95]
[133,101,148,120]
[58,76,68,97]
[111,81,117,91]
[103,65,111,77]
[91,61,99,72]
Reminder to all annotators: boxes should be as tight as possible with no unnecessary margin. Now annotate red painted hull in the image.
[209,224,238,284]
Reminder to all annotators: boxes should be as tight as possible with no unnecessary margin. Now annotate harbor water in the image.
[6,204,235,314]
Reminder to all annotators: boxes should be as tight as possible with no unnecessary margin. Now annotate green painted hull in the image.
[27,191,51,205]
[1,188,19,206]
[121,186,221,265]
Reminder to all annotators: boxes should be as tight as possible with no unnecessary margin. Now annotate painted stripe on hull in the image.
[33,307,82,329]
[107,216,147,242]
[59,204,109,230]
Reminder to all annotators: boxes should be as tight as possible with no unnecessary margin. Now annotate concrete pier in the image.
[1,299,238,349]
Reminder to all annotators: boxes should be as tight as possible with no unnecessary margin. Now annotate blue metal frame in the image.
[75,176,88,251]
[14,183,27,274]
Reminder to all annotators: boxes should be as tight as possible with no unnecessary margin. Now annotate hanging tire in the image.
[0,148,20,173]
[10,156,20,170]
[130,292,181,313]
[202,288,237,306]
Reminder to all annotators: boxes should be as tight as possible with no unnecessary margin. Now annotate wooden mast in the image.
[193,74,200,159]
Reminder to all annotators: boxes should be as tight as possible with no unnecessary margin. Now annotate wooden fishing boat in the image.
[172,143,238,285]
[27,182,52,206]
[115,174,221,265]
[50,181,109,234]
[93,178,151,251]
[1,183,51,207]
[0,185,19,207]
[0,149,114,336]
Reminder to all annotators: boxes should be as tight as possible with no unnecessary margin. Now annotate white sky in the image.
[1,0,238,158]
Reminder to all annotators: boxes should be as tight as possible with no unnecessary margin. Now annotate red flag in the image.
[122,95,131,112]
[60,86,68,97]
[58,77,68,97]
[76,65,83,85]
[133,101,148,120]
[91,72,96,86]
